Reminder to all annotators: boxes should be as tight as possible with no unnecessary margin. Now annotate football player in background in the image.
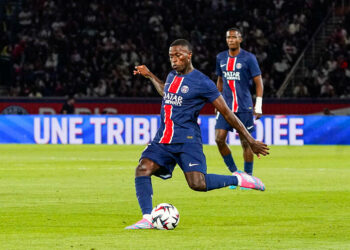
[215,28,264,181]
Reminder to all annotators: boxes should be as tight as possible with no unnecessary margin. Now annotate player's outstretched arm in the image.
[133,65,165,96]
[212,95,269,157]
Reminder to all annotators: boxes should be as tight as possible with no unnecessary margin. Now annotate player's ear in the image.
[188,51,192,60]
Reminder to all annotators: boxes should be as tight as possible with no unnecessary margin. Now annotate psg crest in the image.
[181,85,189,93]
[236,63,242,69]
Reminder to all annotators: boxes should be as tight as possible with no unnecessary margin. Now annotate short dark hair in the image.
[170,39,193,52]
[227,27,243,36]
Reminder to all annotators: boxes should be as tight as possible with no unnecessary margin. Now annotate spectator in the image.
[316,71,328,86]
[60,95,75,114]
[18,7,32,27]
[0,0,334,98]
[323,108,334,115]
[320,81,335,97]
[273,56,290,88]
[293,82,309,97]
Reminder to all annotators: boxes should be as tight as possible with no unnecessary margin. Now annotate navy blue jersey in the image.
[216,49,261,112]
[153,69,220,144]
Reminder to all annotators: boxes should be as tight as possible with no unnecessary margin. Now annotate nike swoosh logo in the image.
[220,64,226,67]
[247,126,254,130]
[189,163,199,167]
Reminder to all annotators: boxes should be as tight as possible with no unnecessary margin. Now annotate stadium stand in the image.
[278,2,350,98]
[307,11,350,98]
[0,0,346,98]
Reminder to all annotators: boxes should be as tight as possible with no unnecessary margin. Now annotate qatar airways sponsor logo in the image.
[223,71,240,80]
[163,92,183,106]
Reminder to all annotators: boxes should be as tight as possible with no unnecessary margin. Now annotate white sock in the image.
[143,214,152,222]
[233,173,242,186]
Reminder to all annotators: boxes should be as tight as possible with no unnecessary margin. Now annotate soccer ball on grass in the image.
[151,203,180,230]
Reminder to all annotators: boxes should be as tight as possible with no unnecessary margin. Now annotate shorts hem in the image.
[139,156,172,180]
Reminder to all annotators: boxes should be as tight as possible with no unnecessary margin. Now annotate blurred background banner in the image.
[1,98,350,115]
[0,115,349,145]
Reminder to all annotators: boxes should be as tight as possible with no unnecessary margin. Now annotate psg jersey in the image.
[153,69,220,144]
[216,49,261,113]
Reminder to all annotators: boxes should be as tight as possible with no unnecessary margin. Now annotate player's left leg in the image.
[239,134,254,175]
[179,143,264,191]
[184,171,237,191]
[184,171,265,191]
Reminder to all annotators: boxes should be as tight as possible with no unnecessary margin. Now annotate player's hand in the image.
[250,140,269,158]
[133,65,152,79]
[254,111,262,120]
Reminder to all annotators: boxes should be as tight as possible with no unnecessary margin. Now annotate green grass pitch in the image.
[0,145,349,249]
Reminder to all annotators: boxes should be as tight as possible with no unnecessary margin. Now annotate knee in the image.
[241,139,251,150]
[135,160,155,177]
[188,179,206,192]
[215,135,226,147]
[241,142,254,156]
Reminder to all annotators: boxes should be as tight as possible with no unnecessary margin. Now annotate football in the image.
[151,203,180,230]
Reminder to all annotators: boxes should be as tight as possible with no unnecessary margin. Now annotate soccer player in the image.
[125,39,269,229]
[215,28,264,178]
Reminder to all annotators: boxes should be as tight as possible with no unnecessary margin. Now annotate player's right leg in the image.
[125,158,160,229]
[215,129,239,190]
[239,134,254,175]
[236,112,255,176]
[126,143,177,230]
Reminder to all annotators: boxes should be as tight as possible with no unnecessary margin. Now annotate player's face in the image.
[169,45,192,73]
[226,30,242,50]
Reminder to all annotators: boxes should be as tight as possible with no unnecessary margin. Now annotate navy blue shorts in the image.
[215,112,255,133]
[140,142,207,179]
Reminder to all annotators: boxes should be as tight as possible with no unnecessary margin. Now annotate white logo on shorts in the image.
[189,163,199,167]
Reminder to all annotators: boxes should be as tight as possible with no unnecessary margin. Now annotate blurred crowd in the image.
[0,0,338,98]
[293,11,350,98]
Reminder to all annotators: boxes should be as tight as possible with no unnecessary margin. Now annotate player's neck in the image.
[229,47,240,57]
[177,64,194,75]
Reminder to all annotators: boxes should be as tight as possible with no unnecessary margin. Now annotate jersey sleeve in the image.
[248,54,262,77]
[165,71,174,83]
[201,77,221,102]
[215,54,223,77]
